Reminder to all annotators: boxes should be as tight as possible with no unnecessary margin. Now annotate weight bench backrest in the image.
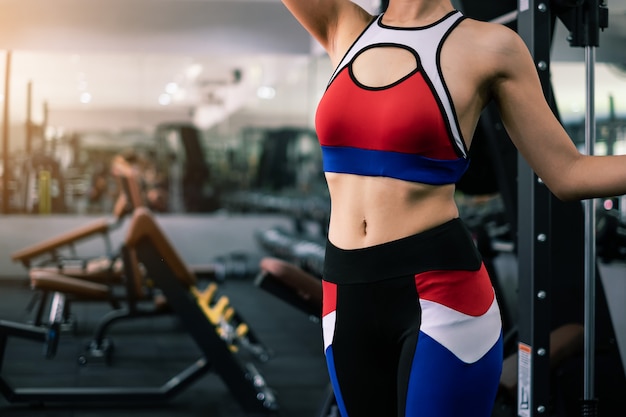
[124,207,197,288]
[257,257,322,318]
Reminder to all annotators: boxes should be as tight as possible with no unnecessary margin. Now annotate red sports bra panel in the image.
[316,67,459,161]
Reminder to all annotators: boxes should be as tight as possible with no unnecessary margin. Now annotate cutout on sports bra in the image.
[350,45,419,89]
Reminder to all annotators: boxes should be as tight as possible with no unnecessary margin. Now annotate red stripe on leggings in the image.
[414,264,494,316]
[322,280,337,317]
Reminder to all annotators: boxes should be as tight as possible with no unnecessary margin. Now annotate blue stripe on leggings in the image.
[405,331,503,417]
[325,346,350,417]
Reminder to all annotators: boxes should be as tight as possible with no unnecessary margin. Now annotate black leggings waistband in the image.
[323,218,482,284]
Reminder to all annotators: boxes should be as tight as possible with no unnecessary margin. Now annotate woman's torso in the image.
[316,9,495,249]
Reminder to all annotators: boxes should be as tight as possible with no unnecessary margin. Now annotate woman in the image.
[280,0,626,416]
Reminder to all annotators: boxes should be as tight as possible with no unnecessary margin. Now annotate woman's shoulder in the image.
[456,16,522,48]
[452,17,533,74]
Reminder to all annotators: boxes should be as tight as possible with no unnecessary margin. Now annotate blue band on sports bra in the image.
[321,146,469,185]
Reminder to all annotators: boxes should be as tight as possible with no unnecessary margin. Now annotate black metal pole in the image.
[516,2,555,416]
[581,42,599,417]
[554,1,608,415]
[2,51,11,215]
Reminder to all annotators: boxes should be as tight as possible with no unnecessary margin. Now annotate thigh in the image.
[404,330,503,417]
[322,276,422,417]
[405,263,503,417]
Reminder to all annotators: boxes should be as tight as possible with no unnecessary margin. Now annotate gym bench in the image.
[0,207,278,416]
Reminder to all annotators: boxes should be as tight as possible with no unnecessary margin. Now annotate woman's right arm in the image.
[281,0,372,59]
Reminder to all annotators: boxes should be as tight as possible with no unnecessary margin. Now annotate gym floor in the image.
[0,279,330,417]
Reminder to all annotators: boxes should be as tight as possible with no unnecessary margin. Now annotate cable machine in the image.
[457,1,615,416]
[517,2,609,416]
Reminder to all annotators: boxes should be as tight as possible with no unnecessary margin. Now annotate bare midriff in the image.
[325,172,459,249]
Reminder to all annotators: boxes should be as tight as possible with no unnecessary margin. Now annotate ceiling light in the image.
[159,93,172,106]
[80,92,92,104]
[186,64,203,80]
[257,86,276,100]
[165,82,179,94]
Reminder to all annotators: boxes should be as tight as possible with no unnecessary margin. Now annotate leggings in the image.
[322,218,503,417]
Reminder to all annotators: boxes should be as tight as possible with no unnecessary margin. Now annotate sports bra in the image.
[315,10,469,185]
